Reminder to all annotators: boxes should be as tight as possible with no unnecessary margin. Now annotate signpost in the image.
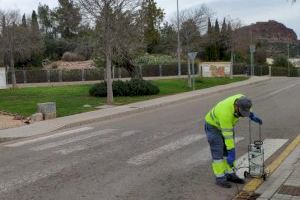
[188,52,197,90]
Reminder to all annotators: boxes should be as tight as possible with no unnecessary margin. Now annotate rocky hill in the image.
[236,20,298,43]
[234,20,300,57]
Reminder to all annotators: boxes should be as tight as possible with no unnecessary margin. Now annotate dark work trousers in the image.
[204,122,234,181]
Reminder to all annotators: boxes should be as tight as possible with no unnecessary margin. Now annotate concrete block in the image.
[37,102,56,120]
[31,113,43,123]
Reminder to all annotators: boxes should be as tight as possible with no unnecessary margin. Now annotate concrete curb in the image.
[0,76,270,139]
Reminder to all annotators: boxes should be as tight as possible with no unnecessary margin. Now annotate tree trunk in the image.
[10,51,17,88]
[104,3,114,105]
[106,45,113,105]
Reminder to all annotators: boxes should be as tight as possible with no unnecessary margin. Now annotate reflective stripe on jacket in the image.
[205,94,244,150]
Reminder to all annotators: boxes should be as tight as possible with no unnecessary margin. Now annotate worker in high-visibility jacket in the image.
[204,94,262,188]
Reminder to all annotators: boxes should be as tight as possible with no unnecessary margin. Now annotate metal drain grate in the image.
[278,185,300,196]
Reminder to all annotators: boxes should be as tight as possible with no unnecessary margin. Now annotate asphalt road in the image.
[0,77,300,200]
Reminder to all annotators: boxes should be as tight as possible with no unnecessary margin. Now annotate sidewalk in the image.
[256,142,300,200]
[0,76,269,139]
[233,134,300,200]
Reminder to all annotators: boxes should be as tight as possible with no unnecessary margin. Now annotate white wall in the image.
[0,68,7,89]
[201,62,231,77]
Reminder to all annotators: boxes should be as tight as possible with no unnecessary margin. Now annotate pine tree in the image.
[214,19,220,34]
[207,17,213,35]
[38,4,52,34]
[22,14,27,27]
[214,19,220,60]
[221,18,227,34]
[141,0,164,53]
[31,10,39,31]
[55,0,82,38]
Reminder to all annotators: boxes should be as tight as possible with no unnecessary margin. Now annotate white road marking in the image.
[259,83,300,100]
[54,130,138,155]
[184,137,245,165]
[127,134,205,166]
[0,151,106,194]
[5,127,94,147]
[55,145,86,155]
[0,162,78,193]
[235,138,288,178]
[30,129,117,151]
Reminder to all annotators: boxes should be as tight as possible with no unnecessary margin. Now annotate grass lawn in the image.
[0,77,247,117]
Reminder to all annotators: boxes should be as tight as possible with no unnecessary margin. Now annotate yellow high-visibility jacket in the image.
[205,94,245,150]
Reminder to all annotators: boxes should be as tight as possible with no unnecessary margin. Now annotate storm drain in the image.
[278,185,300,196]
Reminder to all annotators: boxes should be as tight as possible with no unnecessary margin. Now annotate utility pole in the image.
[230,50,233,79]
[250,45,256,77]
[287,43,290,77]
[177,0,181,76]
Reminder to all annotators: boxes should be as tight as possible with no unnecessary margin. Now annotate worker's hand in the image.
[227,149,236,167]
[249,112,263,125]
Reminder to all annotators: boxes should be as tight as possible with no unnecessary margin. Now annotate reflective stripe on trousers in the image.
[204,122,234,180]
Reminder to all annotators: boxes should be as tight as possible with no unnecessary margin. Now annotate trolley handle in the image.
[249,119,262,144]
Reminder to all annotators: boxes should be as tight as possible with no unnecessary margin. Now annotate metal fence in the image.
[6,63,298,84]
[233,63,300,77]
[6,64,196,84]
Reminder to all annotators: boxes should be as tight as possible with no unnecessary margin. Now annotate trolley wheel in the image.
[244,171,250,179]
[262,173,267,181]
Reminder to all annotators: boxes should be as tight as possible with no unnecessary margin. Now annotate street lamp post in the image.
[250,45,256,76]
[287,43,290,77]
[177,0,181,76]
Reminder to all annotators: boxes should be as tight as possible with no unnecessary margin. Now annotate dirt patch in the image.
[45,60,96,70]
[0,114,25,130]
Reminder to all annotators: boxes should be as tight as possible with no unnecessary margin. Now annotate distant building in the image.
[266,58,300,68]
[289,58,300,68]
[266,58,274,65]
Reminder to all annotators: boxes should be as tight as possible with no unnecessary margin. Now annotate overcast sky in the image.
[0,0,299,38]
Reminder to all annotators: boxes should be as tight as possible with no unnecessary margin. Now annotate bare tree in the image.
[171,5,213,56]
[0,10,21,87]
[77,0,143,104]
[0,10,44,88]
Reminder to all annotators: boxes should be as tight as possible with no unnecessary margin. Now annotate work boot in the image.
[226,173,245,184]
[216,179,232,188]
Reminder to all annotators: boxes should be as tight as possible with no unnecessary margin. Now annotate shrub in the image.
[89,82,107,97]
[89,79,160,97]
[113,80,129,96]
[62,52,86,62]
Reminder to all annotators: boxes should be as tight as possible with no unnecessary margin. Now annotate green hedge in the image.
[89,79,160,97]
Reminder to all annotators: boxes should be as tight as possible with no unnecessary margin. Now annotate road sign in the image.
[188,52,197,60]
[250,45,256,53]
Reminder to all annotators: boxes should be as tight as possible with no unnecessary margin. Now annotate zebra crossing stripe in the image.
[184,137,245,165]
[30,129,117,151]
[5,127,94,147]
[54,130,138,155]
[127,134,205,166]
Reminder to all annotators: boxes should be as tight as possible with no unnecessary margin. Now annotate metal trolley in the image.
[244,120,268,180]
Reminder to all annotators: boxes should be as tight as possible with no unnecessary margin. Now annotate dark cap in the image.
[236,97,252,117]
